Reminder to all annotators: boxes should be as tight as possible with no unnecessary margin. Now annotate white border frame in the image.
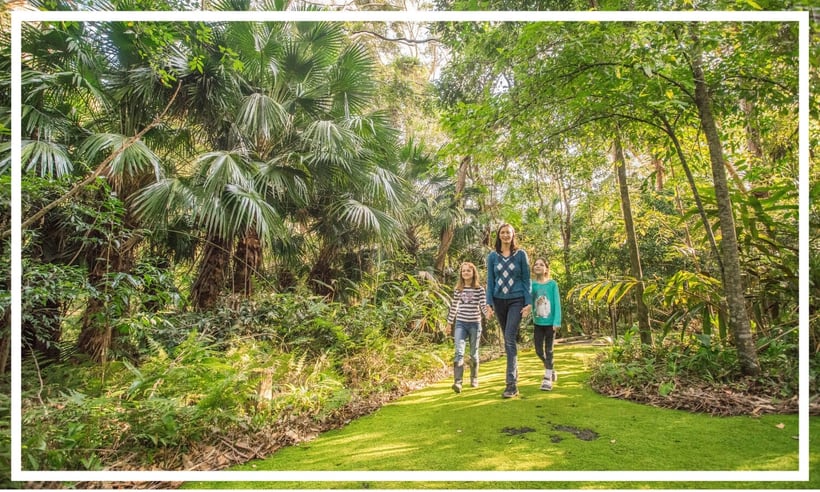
[10,8,810,484]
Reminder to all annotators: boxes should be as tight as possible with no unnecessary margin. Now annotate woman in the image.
[485,223,532,398]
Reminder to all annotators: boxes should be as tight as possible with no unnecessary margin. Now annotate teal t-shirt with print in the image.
[531,279,561,326]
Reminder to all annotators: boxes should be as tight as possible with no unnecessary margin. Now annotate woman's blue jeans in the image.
[453,320,481,367]
[493,296,524,386]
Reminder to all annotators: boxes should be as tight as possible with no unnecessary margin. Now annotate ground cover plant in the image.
[15,285,453,480]
[183,344,808,490]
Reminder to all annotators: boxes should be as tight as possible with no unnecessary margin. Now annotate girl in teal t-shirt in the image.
[531,258,561,391]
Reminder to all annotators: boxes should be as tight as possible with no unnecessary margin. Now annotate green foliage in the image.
[0,388,11,489]
[590,323,798,401]
[20,284,451,470]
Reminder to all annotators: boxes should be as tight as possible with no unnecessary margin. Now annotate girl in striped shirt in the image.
[446,262,492,393]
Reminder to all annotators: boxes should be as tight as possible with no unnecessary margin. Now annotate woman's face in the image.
[498,226,514,244]
[461,264,475,282]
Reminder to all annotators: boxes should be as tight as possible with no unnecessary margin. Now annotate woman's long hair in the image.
[455,262,481,291]
[494,223,518,254]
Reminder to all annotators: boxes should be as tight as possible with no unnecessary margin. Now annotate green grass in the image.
[184,344,815,489]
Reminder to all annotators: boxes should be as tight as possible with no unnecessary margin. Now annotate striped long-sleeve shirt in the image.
[447,286,488,324]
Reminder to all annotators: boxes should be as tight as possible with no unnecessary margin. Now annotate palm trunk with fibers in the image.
[434,155,471,276]
[233,228,262,298]
[191,236,232,311]
[689,25,760,376]
[309,242,340,297]
[612,133,652,346]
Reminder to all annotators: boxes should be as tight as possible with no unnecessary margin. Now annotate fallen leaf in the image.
[776,423,785,429]
[610,439,617,444]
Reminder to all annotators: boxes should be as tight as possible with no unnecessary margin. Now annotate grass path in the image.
[185,344,817,489]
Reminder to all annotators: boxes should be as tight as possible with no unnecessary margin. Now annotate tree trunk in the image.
[24,299,62,362]
[233,228,262,298]
[434,155,470,276]
[0,309,9,376]
[689,25,760,376]
[191,235,232,311]
[660,113,724,277]
[76,229,139,362]
[309,242,340,297]
[740,98,764,161]
[651,154,664,192]
[557,174,573,287]
[612,133,652,346]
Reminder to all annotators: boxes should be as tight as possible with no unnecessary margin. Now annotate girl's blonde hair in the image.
[455,262,481,290]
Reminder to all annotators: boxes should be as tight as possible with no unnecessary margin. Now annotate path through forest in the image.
[183,344,815,489]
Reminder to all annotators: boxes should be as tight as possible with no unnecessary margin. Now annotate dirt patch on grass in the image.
[551,424,599,441]
[501,426,536,436]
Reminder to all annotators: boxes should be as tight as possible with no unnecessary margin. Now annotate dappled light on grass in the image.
[207,345,798,476]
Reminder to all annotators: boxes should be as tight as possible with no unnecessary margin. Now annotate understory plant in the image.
[19,280,452,472]
[589,325,798,402]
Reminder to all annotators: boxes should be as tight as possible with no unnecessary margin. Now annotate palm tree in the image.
[134,18,409,307]
[16,7,190,362]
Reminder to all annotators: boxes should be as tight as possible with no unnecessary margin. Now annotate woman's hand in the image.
[485,306,494,319]
[521,304,532,317]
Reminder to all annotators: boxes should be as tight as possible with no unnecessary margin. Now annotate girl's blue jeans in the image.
[453,320,481,366]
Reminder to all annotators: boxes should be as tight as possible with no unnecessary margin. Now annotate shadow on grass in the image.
[183,344,811,489]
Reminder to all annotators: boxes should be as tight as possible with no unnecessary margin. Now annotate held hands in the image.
[521,304,532,317]
[484,306,494,319]
[446,323,453,335]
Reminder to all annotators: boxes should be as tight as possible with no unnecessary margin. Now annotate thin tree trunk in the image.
[652,154,664,191]
[0,310,9,376]
[740,98,764,161]
[659,113,724,277]
[689,25,760,376]
[434,155,471,276]
[557,174,573,287]
[612,134,652,346]
[668,165,699,273]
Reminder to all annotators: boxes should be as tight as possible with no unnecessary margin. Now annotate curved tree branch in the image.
[5,81,183,240]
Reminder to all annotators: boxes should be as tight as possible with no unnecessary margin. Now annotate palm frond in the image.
[237,93,290,140]
[79,132,163,188]
[221,183,285,245]
[20,139,74,178]
[130,177,197,227]
[257,157,310,205]
[302,119,361,170]
[195,150,254,197]
[328,196,401,240]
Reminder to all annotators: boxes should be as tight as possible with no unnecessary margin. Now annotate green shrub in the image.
[20,283,455,471]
